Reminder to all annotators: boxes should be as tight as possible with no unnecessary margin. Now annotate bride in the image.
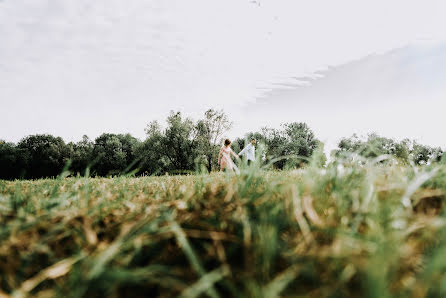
[218,139,240,173]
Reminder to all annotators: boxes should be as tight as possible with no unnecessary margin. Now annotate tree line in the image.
[0,110,321,180]
[0,109,443,180]
[337,133,443,165]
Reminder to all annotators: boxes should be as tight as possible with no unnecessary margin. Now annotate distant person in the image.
[239,138,256,165]
[218,139,240,173]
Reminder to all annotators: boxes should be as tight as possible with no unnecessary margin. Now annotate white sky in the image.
[1,0,446,151]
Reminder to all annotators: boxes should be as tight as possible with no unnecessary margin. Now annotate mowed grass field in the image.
[2,160,446,298]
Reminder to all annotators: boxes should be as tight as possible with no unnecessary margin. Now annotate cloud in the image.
[1,0,446,143]
[239,41,446,150]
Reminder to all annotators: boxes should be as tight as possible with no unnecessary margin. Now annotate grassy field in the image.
[1,158,446,298]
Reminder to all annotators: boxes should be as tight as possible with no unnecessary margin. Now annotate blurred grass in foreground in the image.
[2,157,446,297]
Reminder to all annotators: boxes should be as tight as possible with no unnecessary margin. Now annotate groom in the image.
[238,138,256,165]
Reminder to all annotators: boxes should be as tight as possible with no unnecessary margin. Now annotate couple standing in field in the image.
[218,138,256,173]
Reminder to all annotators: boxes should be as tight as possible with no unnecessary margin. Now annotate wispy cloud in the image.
[1,0,445,143]
[240,41,446,150]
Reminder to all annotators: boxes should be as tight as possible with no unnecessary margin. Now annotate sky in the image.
[1,0,446,152]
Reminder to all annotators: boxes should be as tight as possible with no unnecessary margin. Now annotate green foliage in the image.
[1,111,443,180]
[0,140,27,179]
[137,121,166,175]
[163,111,197,171]
[412,141,443,165]
[92,133,140,176]
[239,122,321,169]
[67,135,94,176]
[138,110,232,175]
[17,134,69,179]
[337,133,443,165]
[194,109,232,172]
[138,111,197,175]
[0,109,234,179]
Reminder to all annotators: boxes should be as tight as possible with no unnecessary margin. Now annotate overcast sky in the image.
[1,0,446,151]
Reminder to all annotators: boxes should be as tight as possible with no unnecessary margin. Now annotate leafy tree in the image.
[411,142,443,165]
[194,109,232,171]
[232,137,245,153]
[0,141,27,180]
[138,111,198,175]
[67,135,94,176]
[162,112,196,172]
[237,122,320,169]
[137,121,167,175]
[92,134,127,176]
[337,134,399,159]
[235,130,271,163]
[92,133,141,176]
[17,134,69,179]
[116,133,141,171]
[337,133,443,165]
[278,122,320,168]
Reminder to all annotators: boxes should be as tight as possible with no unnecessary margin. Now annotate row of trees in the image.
[0,109,321,180]
[233,123,323,169]
[336,133,443,165]
[0,133,138,179]
[1,110,444,180]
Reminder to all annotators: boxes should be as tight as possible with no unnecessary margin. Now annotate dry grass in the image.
[1,159,446,297]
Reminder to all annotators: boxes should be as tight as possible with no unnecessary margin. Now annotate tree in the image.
[0,141,27,180]
[336,134,443,165]
[92,134,127,176]
[280,122,320,168]
[116,133,141,171]
[237,122,320,169]
[194,109,232,171]
[67,135,94,176]
[338,134,399,159]
[411,142,443,165]
[137,121,167,175]
[17,134,69,179]
[162,112,196,172]
[235,129,272,164]
[138,111,198,175]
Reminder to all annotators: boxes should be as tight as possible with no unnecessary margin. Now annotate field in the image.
[2,159,446,298]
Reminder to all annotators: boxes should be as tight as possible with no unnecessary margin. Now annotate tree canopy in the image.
[1,112,443,180]
[236,122,322,169]
[336,133,443,165]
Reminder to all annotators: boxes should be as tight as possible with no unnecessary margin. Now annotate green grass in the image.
[1,159,446,297]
